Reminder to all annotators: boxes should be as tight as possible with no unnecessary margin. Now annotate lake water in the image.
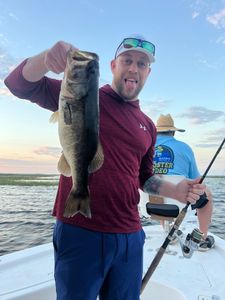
[0,174,224,256]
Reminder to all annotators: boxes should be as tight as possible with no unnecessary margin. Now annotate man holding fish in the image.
[4,35,209,300]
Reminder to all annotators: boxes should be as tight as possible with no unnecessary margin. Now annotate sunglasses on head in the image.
[115,38,155,59]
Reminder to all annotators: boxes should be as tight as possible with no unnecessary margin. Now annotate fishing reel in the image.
[146,202,204,258]
[176,227,204,258]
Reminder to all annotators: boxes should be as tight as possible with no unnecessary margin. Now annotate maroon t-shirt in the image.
[4,60,156,233]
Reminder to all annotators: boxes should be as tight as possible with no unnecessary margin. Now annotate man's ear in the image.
[110,59,116,73]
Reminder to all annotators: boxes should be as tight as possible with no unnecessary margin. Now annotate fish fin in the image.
[49,111,59,123]
[88,142,104,173]
[57,153,71,177]
[63,190,91,218]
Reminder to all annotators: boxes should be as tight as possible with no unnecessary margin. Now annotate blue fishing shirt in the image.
[153,135,200,179]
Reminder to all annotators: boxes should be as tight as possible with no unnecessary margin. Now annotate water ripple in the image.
[0,175,224,256]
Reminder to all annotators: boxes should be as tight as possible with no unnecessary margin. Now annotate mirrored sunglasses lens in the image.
[123,38,139,49]
[142,42,155,55]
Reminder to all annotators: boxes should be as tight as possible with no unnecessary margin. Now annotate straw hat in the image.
[156,114,185,132]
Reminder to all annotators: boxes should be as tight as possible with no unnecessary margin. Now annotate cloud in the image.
[0,44,19,80]
[179,106,225,124]
[216,35,225,44]
[192,11,200,19]
[0,86,13,97]
[197,57,220,69]
[0,33,9,46]
[8,12,19,21]
[196,143,222,148]
[188,0,211,18]
[208,127,225,137]
[141,97,171,119]
[189,2,225,31]
[206,8,225,28]
[33,146,61,158]
[195,53,225,69]
[196,127,225,146]
[0,158,58,174]
[200,127,225,144]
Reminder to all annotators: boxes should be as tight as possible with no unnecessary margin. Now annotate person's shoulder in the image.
[142,113,156,132]
[99,84,119,102]
[143,113,154,124]
[99,84,111,95]
[175,139,194,152]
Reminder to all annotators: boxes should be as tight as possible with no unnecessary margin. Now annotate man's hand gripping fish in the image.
[51,49,104,218]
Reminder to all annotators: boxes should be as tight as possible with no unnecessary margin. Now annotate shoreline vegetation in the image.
[0,173,60,186]
[0,173,224,186]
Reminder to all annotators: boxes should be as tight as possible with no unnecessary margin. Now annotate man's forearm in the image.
[143,175,177,199]
[22,41,74,82]
[22,50,49,82]
[197,188,213,238]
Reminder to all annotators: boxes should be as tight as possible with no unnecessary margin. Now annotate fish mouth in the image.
[71,50,99,62]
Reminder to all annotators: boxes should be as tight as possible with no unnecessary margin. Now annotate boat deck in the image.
[1,220,225,300]
[143,224,225,300]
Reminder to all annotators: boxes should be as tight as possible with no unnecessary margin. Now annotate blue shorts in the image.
[53,221,145,300]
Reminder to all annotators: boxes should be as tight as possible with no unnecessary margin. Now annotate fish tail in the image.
[63,189,91,218]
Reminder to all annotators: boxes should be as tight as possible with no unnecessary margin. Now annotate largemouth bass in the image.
[51,49,104,218]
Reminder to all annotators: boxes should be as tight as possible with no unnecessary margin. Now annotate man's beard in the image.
[114,79,142,101]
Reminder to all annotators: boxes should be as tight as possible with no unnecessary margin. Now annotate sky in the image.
[0,0,225,175]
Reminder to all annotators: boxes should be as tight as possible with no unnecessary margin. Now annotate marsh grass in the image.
[0,174,59,186]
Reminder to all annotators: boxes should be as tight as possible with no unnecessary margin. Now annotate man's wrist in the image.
[191,192,209,210]
[22,50,49,82]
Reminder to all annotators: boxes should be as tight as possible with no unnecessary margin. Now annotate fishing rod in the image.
[140,137,225,294]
